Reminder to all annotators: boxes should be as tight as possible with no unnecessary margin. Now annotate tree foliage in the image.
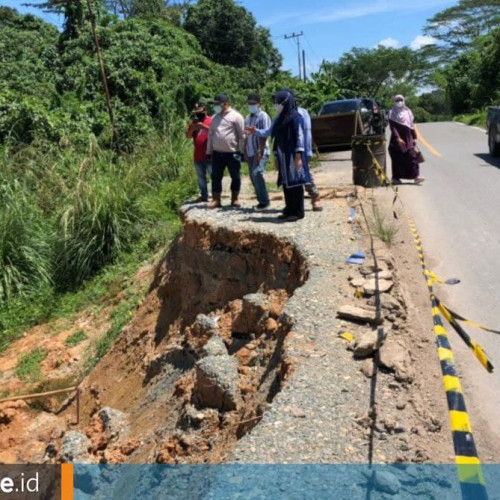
[183,0,281,82]
[321,46,427,107]
[424,0,500,58]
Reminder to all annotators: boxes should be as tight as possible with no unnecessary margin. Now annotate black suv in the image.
[318,97,386,135]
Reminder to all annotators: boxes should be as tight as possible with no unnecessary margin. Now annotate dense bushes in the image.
[1,8,247,324]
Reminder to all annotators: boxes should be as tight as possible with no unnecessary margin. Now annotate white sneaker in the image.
[414,177,425,185]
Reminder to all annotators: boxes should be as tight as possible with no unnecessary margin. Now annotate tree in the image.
[183,0,281,79]
[424,0,500,58]
[104,0,191,23]
[25,0,87,40]
[327,47,427,104]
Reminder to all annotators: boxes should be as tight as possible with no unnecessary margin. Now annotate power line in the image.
[304,33,323,72]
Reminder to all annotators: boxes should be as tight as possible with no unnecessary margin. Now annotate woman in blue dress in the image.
[271,90,311,221]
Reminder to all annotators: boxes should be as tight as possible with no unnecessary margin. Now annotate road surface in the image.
[390,121,500,454]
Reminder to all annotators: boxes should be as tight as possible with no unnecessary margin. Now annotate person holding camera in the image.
[206,93,245,209]
[186,101,212,202]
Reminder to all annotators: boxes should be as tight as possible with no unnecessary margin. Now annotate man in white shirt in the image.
[206,93,245,209]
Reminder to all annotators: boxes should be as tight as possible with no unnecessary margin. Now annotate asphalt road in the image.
[389,121,500,451]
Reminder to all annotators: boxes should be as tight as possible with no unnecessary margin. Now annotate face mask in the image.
[196,113,206,120]
[248,105,259,114]
[214,105,222,114]
[274,103,284,113]
[395,101,404,108]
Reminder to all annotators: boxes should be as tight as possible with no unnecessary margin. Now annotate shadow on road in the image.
[474,153,500,169]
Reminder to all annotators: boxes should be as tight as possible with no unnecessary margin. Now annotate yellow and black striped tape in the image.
[358,140,491,497]
[436,297,494,373]
[442,303,500,335]
[365,144,400,219]
[408,217,488,499]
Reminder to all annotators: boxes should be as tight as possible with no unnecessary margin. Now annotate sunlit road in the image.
[390,121,500,453]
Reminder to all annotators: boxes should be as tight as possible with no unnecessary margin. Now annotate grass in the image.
[0,126,193,355]
[85,291,142,371]
[454,110,487,129]
[15,347,47,382]
[369,203,398,246]
[64,330,88,347]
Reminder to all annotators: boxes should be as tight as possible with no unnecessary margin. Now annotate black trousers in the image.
[283,185,304,218]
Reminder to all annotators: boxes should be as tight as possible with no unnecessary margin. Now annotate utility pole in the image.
[302,49,307,81]
[87,0,119,152]
[284,31,304,80]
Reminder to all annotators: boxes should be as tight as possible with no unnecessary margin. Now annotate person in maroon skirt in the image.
[388,95,424,185]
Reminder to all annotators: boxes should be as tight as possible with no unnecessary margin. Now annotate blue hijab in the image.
[272,90,300,139]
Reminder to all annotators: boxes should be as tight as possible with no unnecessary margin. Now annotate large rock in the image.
[372,470,401,494]
[201,335,227,357]
[362,279,393,295]
[60,431,92,463]
[192,314,218,337]
[99,407,130,442]
[194,356,241,411]
[367,293,401,311]
[232,293,269,334]
[377,337,415,382]
[337,305,383,325]
[366,270,393,280]
[353,329,386,358]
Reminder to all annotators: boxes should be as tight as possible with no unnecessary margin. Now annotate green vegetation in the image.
[454,110,488,128]
[369,204,398,246]
[2,0,500,366]
[15,347,48,382]
[65,330,88,347]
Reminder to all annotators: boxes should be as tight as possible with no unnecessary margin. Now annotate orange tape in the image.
[61,463,74,500]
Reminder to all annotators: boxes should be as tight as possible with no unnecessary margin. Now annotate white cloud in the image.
[263,0,454,27]
[410,35,437,50]
[377,37,401,49]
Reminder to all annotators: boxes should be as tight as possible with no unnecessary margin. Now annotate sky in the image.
[2,0,458,76]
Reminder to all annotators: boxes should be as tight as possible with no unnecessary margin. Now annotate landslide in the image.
[1,209,308,464]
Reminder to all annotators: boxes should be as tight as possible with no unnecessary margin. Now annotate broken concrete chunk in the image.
[194,356,241,411]
[372,470,401,494]
[367,293,401,311]
[362,279,393,295]
[360,263,387,276]
[366,270,393,280]
[99,407,130,442]
[353,329,386,358]
[337,305,383,324]
[377,337,415,383]
[232,293,269,334]
[60,431,92,463]
[201,335,227,357]
[350,278,366,288]
[192,314,218,337]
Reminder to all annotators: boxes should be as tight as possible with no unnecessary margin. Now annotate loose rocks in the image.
[194,355,241,411]
[337,305,383,325]
[60,431,92,463]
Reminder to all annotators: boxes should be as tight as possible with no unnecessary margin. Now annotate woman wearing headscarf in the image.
[271,90,311,221]
[388,95,424,185]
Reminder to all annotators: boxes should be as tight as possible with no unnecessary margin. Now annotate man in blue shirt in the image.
[244,93,271,210]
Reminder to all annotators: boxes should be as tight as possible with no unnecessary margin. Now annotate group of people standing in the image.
[186,91,424,220]
[185,89,322,222]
